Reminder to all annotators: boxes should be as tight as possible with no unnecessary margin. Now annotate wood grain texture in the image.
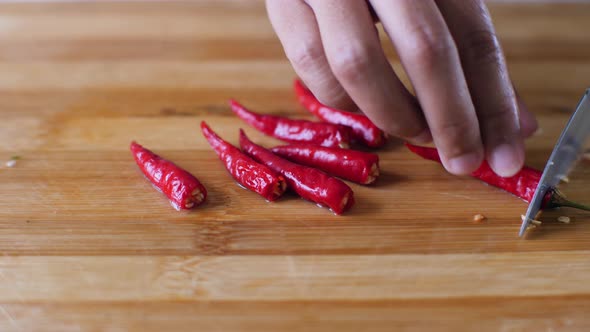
[0,1,589,331]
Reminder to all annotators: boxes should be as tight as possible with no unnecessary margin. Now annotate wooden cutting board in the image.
[1,1,590,331]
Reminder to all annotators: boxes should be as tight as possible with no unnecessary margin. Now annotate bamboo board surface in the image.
[1,1,590,331]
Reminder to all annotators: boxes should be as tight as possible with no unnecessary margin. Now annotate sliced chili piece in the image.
[239,129,355,215]
[230,99,350,148]
[201,121,287,201]
[405,142,590,211]
[293,79,386,148]
[271,143,380,185]
[130,141,207,210]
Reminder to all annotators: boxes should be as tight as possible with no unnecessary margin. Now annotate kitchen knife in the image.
[519,89,590,237]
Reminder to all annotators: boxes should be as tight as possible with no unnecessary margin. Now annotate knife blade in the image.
[519,89,590,237]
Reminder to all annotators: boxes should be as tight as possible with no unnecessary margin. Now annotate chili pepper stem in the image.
[547,189,590,212]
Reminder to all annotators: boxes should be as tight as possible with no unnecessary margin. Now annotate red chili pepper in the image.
[271,143,380,185]
[130,141,207,210]
[405,142,590,211]
[239,130,355,215]
[293,79,386,148]
[230,99,350,149]
[201,121,287,201]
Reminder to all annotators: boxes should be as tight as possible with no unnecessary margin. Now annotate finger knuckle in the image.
[480,101,520,138]
[436,119,471,137]
[441,134,481,160]
[385,122,424,139]
[432,119,478,156]
[445,144,480,161]
[482,101,517,125]
[461,29,503,67]
[330,43,374,84]
[287,42,326,71]
[405,22,455,70]
[378,114,425,139]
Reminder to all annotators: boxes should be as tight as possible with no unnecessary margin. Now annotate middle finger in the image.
[370,0,484,175]
[306,0,430,143]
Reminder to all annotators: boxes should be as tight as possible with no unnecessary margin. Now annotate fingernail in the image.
[447,152,482,175]
[408,130,432,144]
[489,143,524,177]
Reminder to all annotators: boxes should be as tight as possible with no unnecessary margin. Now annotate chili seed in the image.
[473,214,486,222]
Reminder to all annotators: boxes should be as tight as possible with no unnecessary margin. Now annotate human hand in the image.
[266,0,538,177]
